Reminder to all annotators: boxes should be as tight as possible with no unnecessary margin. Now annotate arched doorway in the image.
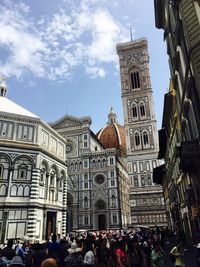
[98,214,106,230]
[95,199,107,230]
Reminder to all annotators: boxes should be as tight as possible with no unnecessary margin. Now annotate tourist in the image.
[65,240,83,267]
[151,242,165,267]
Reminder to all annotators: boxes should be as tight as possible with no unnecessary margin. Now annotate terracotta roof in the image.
[96,123,126,157]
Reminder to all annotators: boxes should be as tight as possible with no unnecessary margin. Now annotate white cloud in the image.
[0,0,132,80]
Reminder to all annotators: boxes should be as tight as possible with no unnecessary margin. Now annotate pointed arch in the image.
[139,100,146,117]
[134,131,140,147]
[130,70,141,89]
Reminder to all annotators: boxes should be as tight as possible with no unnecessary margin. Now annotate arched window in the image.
[40,168,46,183]
[140,104,145,117]
[112,195,116,206]
[17,165,27,180]
[102,159,106,166]
[131,71,140,89]
[11,185,17,196]
[141,177,145,186]
[0,184,6,196]
[92,160,96,168]
[17,185,24,196]
[135,133,140,146]
[0,165,4,179]
[50,171,55,186]
[148,176,152,185]
[132,106,138,118]
[84,197,88,207]
[24,186,30,196]
[143,132,149,145]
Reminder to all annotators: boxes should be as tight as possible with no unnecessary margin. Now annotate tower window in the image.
[143,132,149,145]
[140,104,145,117]
[131,71,140,89]
[135,133,140,146]
[132,106,138,118]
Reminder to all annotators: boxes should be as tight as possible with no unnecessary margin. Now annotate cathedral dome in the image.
[96,107,126,157]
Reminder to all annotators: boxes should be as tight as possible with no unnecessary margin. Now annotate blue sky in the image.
[0,0,170,133]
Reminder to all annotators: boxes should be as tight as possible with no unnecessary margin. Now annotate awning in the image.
[153,164,165,185]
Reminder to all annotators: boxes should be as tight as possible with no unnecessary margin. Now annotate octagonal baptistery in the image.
[97,107,126,157]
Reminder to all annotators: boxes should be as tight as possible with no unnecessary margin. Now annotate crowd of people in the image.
[0,226,199,267]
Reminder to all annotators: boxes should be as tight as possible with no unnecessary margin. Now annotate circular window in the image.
[66,141,74,154]
[95,174,105,184]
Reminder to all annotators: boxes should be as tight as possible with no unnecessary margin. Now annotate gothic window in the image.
[59,179,62,190]
[131,71,140,89]
[84,197,88,207]
[17,165,27,180]
[110,157,114,165]
[143,132,149,145]
[11,185,17,196]
[92,160,96,168]
[40,168,46,183]
[50,171,55,186]
[148,176,152,185]
[84,182,88,189]
[135,133,140,146]
[79,162,83,169]
[140,104,145,117]
[112,195,116,206]
[141,177,145,186]
[0,165,3,179]
[111,179,115,186]
[17,185,23,196]
[84,160,88,168]
[84,216,89,225]
[132,105,138,118]
[98,159,101,167]
[134,177,139,186]
[24,186,30,196]
[84,142,88,148]
[102,159,106,166]
[113,214,117,224]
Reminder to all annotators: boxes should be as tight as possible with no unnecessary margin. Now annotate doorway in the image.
[98,214,106,230]
[46,211,56,239]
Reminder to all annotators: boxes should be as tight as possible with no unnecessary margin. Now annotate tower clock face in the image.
[66,141,74,154]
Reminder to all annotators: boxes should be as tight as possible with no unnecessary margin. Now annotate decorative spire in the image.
[107,106,118,124]
[0,76,7,97]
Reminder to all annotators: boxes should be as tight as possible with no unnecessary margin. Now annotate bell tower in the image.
[117,38,166,227]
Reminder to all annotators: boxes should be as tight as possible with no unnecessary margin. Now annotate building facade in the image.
[50,110,130,231]
[0,80,68,242]
[116,39,167,227]
[154,0,200,241]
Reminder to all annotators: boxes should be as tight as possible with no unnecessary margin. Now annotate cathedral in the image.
[0,38,167,242]
[50,108,130,231]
